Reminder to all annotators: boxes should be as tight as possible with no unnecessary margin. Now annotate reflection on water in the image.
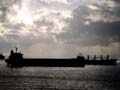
[0,60,120,90]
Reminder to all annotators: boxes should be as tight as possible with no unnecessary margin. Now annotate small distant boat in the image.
[0,53,5,59]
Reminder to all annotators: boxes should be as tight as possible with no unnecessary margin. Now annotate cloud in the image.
[60,21,120,46]
[68,0,120,22]
[0,0,120,58]
[58,2,120,46]
[0,0,72,45]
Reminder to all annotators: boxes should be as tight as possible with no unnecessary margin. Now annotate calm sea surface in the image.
[0,60,120,90]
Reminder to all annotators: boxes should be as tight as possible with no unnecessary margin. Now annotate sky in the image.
[0,0,120,59]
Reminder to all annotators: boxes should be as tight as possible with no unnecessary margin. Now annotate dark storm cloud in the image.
[94,4,120,21]
[56,5,120,46]
[114,0,120,3]
[86,21,120,37]
[84,21,120,45]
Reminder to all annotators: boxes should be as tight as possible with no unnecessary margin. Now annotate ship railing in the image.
[86,55,111,61]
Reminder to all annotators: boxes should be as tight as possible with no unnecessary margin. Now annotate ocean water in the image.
[0,60,120,90]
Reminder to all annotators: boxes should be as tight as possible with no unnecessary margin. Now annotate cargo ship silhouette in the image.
[5,48,117,67]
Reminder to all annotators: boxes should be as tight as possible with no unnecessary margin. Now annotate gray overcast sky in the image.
[0,0,120,59]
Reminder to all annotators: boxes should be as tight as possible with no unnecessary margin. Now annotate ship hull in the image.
[85,59,117,65]
[5,58,117,67]
[5,58,86,67]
